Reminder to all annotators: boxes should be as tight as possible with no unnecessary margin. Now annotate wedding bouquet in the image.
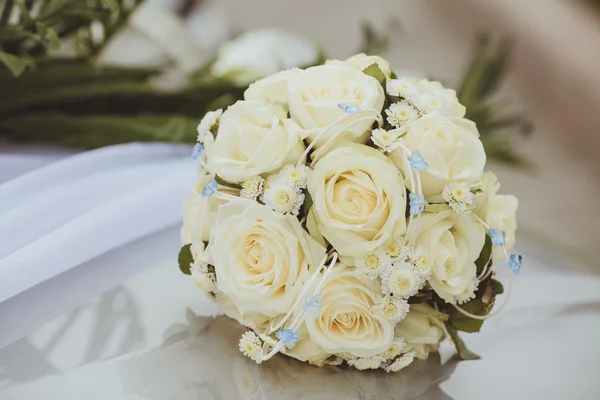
[178,53,521,372]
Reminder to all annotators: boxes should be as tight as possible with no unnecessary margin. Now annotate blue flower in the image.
[338,103,361,115]
[508,254,522,276]
[408,151,429,171]
[201,178,217,198]
[276,329,299,349]
[304,294,324,316]
[488,228,506,247]
[191,143,204,160]
[409,193,426,215]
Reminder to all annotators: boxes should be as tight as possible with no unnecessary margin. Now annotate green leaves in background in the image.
[178,244,193,275]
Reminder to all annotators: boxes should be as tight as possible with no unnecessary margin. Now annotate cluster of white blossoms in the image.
[179,53,521,373]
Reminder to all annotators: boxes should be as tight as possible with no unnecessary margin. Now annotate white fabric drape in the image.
[0,143,193,304]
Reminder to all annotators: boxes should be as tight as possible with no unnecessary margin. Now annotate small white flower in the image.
[372,296,410,323]
[416,93,451,116]
[262,178,304,215]
[239,331,263,364]
[190,240,208,264]
[381,263,421,298]
[385,101,419,128]
[371,128,404,153]
[456,278,479,305]
[240,176,265,200]
[385,352,416,373]
[382,337,406,360]
[354,249,392,280]
[442,182,475,214]
[197,109,223,143]
[279,164,310,189]
[191,267,218,294]
[348,356,386,370]
[386,78,418,98]
[384,238,405,260]
[400,245,432,279]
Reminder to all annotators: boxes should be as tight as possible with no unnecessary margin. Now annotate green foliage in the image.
[446,324,481,360]
[362,62,386,84]
[178,244,193,275]
[475,235,492,275]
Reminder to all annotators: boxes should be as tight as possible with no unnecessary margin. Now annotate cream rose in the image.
[304,263,394,358]
[414,210,485,304]
[287,64,385,148]
[181,174,219,244]
[475,172,518,260]
[244,68,303,107]
[326,53,392,77]
[210,199,326,318]
[390,113,486,197]
[307,143,407,257]
[207,100,304,183]
[394,304,444,359]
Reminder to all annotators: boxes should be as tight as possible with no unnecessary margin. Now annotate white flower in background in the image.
[279,164,310,190]
[442,182,475,213]
[395,304,445,360]
[390,113,486,197]
[211,29,319,84]
[287,64,385,148]
[307,143,407,257]
[207,100,304,183]
[262,178,305,215]
[348,356,386,370]
[326,53,393,77]
[240,176,265,200]
[371,128,404,153]
[244,68,304,107]
[385,352,415,373]
[197,108,222,143]
[239,331,263,363]
[211,200,326,318]
[304,263,394,358]
[382,337,406,360]
[413,210,485,304]
[386,77,466,118]
[456,278,479,305]
[354,249,392,279]
[371,296,410,323]
[385,101,419,128]
[381,263,421,298]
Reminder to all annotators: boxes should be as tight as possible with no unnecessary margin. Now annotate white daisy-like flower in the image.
[386,78,418,98]
[381,263,421,298]
[384,238,405,260]
[371,128,403,153]
[279,164,310,189]
[382,337,406,360]
[197,109,223,143]
[442,182,475,213]
[354,249,392,280]
[348,356,386,370]
[385,101,419,128]
[456,278,479,305]
[191,266,218,294]
[190,240,209,264]
[372,296,410,323]
[400,245,432,279]
[240,176,265,200]
[262,179,304,215]
[416,93,451,116]
[385,352,416,373]
[239,331,263,364]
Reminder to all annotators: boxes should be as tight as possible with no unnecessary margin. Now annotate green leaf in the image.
[408,291,433,304]
[490,278,504,295]
[362,62,386,84]
[448,299,493,333]
[446,324,481,360]
[0,51,27,76]
[102,0,120,14]
[475,235,492,274]
[178,244,193,275]
[215,175,241,190]
[45,27,61,50]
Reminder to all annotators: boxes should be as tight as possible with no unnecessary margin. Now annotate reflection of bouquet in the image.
[178,54,522,372]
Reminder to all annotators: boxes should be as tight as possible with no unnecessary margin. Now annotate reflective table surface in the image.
[1,231,599,399]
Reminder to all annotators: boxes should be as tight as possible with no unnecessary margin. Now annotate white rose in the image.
[326,53,392,77]
[211,29,319,84]
[475,172,518,260]
[210,199,326,318]
[244,68,303,107]
[394,304,444,359]
[181,175,217,244]
[307,143,407,257]
[304,263,394,358]
[287,64,385,148]
[390,113,486,197]
[414,210,485,304]
[207,100,304,183]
